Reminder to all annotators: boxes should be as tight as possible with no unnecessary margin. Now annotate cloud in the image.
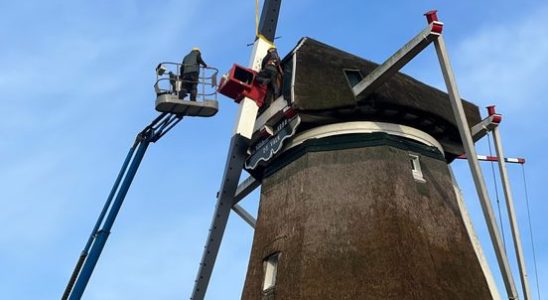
[453,7,548,113]
[447,7,548,298]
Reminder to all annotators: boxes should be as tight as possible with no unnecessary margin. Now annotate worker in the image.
[181,47,208,101]
[256,47,283,110]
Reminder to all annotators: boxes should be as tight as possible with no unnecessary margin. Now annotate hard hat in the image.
[192,47,201,52]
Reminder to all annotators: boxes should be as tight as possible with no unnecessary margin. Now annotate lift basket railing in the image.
[154,62,219,102]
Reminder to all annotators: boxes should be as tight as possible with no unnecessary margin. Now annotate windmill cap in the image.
[192,47,201,52]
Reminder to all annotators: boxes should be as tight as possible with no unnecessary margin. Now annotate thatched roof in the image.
[282,37,481,160]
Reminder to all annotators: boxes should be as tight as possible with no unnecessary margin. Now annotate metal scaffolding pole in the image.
[432,17,519,299]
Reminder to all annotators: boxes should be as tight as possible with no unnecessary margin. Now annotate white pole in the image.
[491,111,532,300]
[432,20,518,299]
[449,167,503,300]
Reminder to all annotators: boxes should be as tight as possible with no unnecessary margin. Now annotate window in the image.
[409,154,425,182]
[343,69,364,88]
[263,252,280,291]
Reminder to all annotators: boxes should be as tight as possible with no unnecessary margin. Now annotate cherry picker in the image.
[62,63,219,300]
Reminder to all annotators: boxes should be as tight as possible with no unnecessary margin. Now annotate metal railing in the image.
[154,62,218,102]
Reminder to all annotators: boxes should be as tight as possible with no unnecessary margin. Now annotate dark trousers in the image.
[182,72,199,101]
[256,65,279,108]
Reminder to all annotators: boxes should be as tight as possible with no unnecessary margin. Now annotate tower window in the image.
[263,252,280,291]
[343,69,363,88]
[409,154,425,182]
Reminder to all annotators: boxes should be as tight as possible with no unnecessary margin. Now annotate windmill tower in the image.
[200,4,528,300]
[239,38,495,300]
[206,3,530,298]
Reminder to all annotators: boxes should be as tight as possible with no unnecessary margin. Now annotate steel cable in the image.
[520,164,542,300]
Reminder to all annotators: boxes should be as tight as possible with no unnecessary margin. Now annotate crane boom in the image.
[63,113,183,300]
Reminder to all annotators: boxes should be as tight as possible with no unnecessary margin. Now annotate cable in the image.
[487,133,507,251]
[520,164,542,300]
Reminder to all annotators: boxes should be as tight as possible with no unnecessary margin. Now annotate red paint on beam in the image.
[432,22,444,34]
[424,10,439,23]
[491,114,502,124]
[487,105,496,116]
[457,154,526,164]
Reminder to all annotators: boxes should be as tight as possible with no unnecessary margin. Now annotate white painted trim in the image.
[253,96,288,133]
[233,98,260,138]
[292,37,307,54]
[291,51,297,104]
[409,153,426,182]
[284,121,444,155]
[449,167,502,300]
[262,253,279,291]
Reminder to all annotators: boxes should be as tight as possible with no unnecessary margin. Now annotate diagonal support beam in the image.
[471,113,501,141]
[352,21,443,100]
[489,106,532,300]
[233,176,261,205]
[432,19,519,300]
[232,204,257,228]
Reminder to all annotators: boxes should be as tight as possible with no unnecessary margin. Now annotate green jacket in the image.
[181,50,207,74]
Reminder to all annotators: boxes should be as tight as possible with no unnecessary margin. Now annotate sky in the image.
[0,0,547,299]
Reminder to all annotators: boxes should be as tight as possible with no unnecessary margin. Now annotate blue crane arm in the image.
[62,113,183,300]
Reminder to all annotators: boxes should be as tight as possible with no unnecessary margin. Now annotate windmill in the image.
[63,1,534,299]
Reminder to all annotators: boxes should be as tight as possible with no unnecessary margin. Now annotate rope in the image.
[521,164,542,300]
[255,0,259,37]
[487,133,507,251]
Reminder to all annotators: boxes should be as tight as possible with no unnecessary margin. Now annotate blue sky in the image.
[1,0,546,299]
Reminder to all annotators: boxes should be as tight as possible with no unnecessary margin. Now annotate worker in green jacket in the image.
[256,47,283,110]
[181,48,208,101]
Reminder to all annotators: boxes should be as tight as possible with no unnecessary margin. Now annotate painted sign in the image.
[245,115,301,170]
